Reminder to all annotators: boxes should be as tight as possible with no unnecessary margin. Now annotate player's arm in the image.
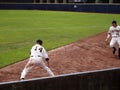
[106,33,111,41]
[41,47,49,62]
[105,33,110,45]
[118,25,120,32]
[105,28,111,45]
[105,28,111,41]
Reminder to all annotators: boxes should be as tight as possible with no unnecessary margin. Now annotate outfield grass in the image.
[0,10,120,68]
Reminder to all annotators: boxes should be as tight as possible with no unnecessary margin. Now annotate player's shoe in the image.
[112,47,116,54]
[20,78,24,81]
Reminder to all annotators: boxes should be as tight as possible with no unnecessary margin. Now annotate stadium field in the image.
[0,10,120,68]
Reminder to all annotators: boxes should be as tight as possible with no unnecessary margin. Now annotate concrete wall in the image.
[0,68,120,90]
[0,4,120,14]
[0,0,120,3]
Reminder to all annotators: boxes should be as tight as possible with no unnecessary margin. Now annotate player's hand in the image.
[105,38,109,45]
[45,58,49,62]
[105,38,108,41]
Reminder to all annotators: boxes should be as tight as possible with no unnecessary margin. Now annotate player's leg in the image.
[40,60,54,76]
[117,37,120,59]
[20,59,34,80]
[110,38,117,54]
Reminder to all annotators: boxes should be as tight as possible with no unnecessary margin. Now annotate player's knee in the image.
[43,66,49,70]
[110,43,114,48]
[23,67,30,73]
[22,68,27,73]
[118,44,120,48]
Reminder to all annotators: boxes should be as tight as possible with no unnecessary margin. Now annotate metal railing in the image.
[0,68,120,90]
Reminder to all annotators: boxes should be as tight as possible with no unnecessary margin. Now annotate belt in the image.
[112,36,120,38]
[31,55,41,57]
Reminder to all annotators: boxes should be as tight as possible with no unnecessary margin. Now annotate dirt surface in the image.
[0,32,120,83]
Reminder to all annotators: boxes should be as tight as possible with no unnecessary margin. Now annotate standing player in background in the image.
[20,39,54,80]
[105,20,120,59]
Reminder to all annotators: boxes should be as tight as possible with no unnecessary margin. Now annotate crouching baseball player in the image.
[105,20,120,59]
[20,39,54,80]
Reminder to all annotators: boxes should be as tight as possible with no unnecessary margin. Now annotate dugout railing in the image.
[0,67,120,90]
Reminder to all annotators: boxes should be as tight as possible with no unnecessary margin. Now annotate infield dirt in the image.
[0,32,120,83]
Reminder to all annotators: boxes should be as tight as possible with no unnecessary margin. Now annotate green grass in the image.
[0,10,120,68]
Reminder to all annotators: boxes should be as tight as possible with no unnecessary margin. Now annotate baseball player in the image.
[20,39,54,80]
[105,20,120,59]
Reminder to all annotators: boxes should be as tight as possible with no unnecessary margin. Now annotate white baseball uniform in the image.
[108,25,120,48]
[20,44,54,79]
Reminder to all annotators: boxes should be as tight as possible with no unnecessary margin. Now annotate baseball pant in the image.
[110,37,120,48]
[20,56,54,79]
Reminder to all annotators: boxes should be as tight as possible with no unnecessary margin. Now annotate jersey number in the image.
[39,48,43,52]
[35,46,43,52]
